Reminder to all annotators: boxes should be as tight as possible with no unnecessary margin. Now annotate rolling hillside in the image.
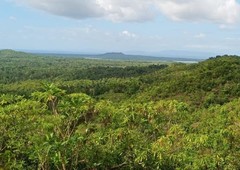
[1,50,240,169]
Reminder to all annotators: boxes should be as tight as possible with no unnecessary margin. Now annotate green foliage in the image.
[136,55,240,107]
[0,50,166,84]
[1,52,240,169]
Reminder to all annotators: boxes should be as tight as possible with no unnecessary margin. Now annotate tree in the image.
[32,83,65,115]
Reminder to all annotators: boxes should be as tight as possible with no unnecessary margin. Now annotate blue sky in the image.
[1,0,240,57]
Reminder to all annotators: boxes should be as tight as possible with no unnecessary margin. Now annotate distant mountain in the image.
[0,49,204,62]
[35,51,199,62]
[86,52,203,62]
[99,52,125,56]
[95,52,162,61]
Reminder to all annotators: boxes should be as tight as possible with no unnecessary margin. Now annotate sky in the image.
[1,0,240,57]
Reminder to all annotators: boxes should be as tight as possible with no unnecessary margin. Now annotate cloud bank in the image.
[155,0,240,24]
[14,0,240,24]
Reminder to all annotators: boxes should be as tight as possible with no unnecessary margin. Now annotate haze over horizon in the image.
[1,0,240,58]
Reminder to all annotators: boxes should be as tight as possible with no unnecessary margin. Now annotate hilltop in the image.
[0,49,31,57]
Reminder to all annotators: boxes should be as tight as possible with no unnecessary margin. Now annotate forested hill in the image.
[1,50,240,169]
[1,50,239,108]
[0,49,31,57]
[0,49,168,84]
[135,55,240,107]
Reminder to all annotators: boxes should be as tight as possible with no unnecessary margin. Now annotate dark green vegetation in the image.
[1,50,240,169]
[0,50,167,84]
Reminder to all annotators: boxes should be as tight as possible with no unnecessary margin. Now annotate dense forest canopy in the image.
[0,50,168,84]
[1,50,240,169]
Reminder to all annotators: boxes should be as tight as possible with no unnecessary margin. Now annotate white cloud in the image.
[120,30,137,38]
[12,0,240,24]
[154,0,240,24]
[13,0,156,22]
[16,0,104,19]
[96,0,156,22]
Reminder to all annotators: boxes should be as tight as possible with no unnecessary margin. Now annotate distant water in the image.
[174,60,200,63]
